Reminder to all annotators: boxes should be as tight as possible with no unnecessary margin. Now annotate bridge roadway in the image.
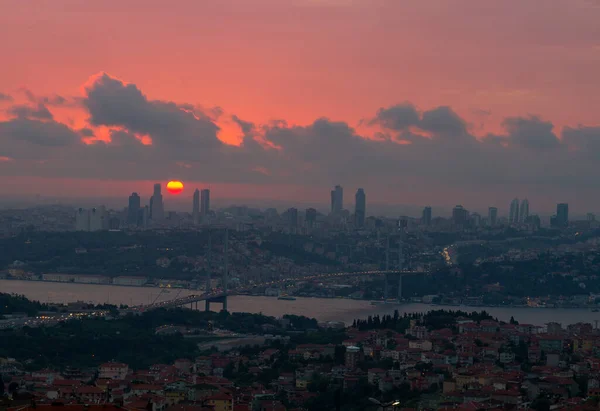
[131,269,422,313]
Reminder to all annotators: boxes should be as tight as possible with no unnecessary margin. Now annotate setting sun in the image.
[166,180,184,195]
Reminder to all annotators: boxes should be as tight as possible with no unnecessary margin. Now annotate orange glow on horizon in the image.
[166,180,184,195]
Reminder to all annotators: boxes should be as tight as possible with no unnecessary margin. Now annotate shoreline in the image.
[0,278,598,312]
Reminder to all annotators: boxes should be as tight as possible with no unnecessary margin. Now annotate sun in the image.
[166,180,184,195]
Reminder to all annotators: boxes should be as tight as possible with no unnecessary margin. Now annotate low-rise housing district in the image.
[4,316,600,410]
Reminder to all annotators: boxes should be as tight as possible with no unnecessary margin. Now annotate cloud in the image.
[0,93,13,102]
[7,103,54,120]
[0,118,82,160]
[2,72,600,206]
[83,73,220,158]
[501,115,560,150]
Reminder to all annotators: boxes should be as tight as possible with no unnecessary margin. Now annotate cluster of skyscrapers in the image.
[76,183,212,231]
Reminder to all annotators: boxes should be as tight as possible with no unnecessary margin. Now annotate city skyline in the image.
[1,1,600,208]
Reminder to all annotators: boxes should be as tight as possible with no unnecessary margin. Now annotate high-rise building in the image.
[519,199,529,223]
[471,212,482,227]
[488,207,498,226]
[587,213,596,222]
[192,189,200,224]
[421,206,432,226]
[127,193,140,226]
[75,208,90,231]
[286,207,298,229]
[305,208,317,228]
[355,188,366,228]
[509,198,520,224]
[201,189,210,220]
[150,183,164,222]
[89,206,107,231]
[556,203,569,227]
[452,205,469,226]
[330,185,343,214]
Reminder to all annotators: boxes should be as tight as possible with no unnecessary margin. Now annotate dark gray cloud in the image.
[2,73,600,206]
[370,103,420,131]
[83,73,220,157]
[0,118,81,160]
[502,116,560,150]
[370,104,468,139]
[7,103,54,120]
[0,93,13,102]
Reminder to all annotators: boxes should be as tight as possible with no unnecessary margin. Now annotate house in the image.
[99,362,129,380]
[207,393,234,411]
[408,340,432,351]
[75,386,105,403]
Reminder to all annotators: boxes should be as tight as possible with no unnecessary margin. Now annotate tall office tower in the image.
[421,206,432,226]
[192,189,200,224]
[488,207,498,226]
[287,207,298,228]
[509,198,520,224]
[330,185,343,214]
[471,212,482,227]
[355,188,366,227]
[150,183,164,221]
[200,189,210,219]
[452,205,469,226]
[89,206,107,231]
[75,208,90,231]
[556,203,569,227]
[305,208,317,228]
[127,193,141,226]
[519,199,530,223]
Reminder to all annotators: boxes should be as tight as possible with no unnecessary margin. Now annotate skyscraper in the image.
[128,192,140,226]
[150,183,164,222]
[421,206,432,226]
[556,203,569,227]
[354,188,366,228]
[192,189,200,224]
[201,189,210,220]
[488,207,498,226]
[330,185,343,214]
[509,198,520,224]
[519,199,529,223]
[452,205,469,226]
[286,207,298,229]
[305,208,317,228]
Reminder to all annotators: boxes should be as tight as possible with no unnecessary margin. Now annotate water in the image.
[1,279,598,326]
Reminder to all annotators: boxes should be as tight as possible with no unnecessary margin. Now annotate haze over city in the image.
[1,0,600,213]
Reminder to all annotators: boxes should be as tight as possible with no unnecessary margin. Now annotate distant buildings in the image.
[452,205,469,227]
[520,199,530,223]
[554,203,569,228]
[488,207,498,226]
[330,185,343,215]
[192,189,200,224]
[150,183,164,222]
[305,208,317,229]
[355,188,366,228]
[421,206,432,226]
[75,206,107,231]
[509,198,520,224]
[286,207,298,229]
[201,189,210,220]
[127,193,140,226]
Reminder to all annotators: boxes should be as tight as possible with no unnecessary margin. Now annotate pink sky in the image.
[1,0,599,211]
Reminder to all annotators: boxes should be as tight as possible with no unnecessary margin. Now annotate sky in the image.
[0,0,599,214]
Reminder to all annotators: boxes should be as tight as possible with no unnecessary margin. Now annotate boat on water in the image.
[277,296,296,301]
